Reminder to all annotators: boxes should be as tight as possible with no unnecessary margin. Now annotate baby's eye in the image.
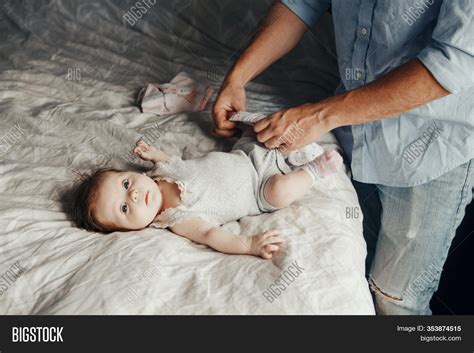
[123,179,130,190]
[121,203,128,214]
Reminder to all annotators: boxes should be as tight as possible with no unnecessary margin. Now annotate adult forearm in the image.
[226,1,308,86]
[327,59,450,129]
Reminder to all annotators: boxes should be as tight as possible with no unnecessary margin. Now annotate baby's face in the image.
[93,171,162,231]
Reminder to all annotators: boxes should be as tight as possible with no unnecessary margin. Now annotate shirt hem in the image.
[352,157,474,187]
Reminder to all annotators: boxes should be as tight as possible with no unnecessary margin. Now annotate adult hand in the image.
[254,101,338,151]
[212,80,247,137]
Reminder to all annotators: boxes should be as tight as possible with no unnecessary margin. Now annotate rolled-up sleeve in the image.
[417,0,474,94]
[280,0,331,31]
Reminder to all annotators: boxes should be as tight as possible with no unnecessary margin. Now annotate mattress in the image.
[0,0,374,314]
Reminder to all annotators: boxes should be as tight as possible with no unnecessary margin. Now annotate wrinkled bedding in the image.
[0,0,375,314]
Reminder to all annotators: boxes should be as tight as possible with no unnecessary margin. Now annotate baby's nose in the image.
[129,189,139,203]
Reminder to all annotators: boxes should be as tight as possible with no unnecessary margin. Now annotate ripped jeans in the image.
[353,160,474,315]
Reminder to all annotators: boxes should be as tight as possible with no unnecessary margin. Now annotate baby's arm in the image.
[170,218,283,259]
[134,140,170,164]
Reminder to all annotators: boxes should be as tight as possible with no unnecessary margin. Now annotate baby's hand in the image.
[133,140,168,163]
[249,230,284,259]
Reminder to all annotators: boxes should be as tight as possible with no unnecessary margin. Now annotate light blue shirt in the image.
[281,0,474,186]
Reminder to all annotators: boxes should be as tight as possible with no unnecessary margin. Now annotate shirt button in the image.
[361,27,368,35]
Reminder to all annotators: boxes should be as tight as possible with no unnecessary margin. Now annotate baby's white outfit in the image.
[230,112,324,166]
[148,134,291,229]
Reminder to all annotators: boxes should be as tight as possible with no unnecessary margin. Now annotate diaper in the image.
[232,131,292,213]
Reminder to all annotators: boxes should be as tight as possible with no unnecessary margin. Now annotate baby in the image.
[72,128,343,259]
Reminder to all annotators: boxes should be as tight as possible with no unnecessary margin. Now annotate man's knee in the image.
[369,276,424,315]
[368,263,442,315]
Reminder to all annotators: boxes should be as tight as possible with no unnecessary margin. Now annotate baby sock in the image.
[230,111,325,166]
[301,150,343,184]
[137,72,214,116]
[287,143,324,166]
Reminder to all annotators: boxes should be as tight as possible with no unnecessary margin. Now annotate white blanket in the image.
[0,0,374,314]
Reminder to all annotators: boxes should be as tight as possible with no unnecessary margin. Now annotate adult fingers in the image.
[213,109,237,131]
[212,127,239,138]
[253,117,271,133]
[264,136,285,149]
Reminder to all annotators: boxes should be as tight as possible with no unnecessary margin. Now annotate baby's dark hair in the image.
[71,167,123,233]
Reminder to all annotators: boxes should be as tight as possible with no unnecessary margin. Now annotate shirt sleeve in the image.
[417,0,474,94]
[280,0,331,31]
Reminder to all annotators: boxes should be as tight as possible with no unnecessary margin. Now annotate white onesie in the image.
[148,135,291,229]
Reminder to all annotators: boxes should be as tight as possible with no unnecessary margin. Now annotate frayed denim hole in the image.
[368,276,403,302]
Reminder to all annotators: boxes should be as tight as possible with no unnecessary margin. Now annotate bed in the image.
[0,0,375,314]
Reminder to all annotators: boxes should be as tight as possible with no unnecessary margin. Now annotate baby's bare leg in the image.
[264,150,344,208]
[263,169,313,208]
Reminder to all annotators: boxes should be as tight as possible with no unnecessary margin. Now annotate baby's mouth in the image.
[145,191,149,206]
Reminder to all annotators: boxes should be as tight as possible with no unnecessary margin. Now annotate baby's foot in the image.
[312,150,343,177]
[301,150,343,183]
[287,143,324,166]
